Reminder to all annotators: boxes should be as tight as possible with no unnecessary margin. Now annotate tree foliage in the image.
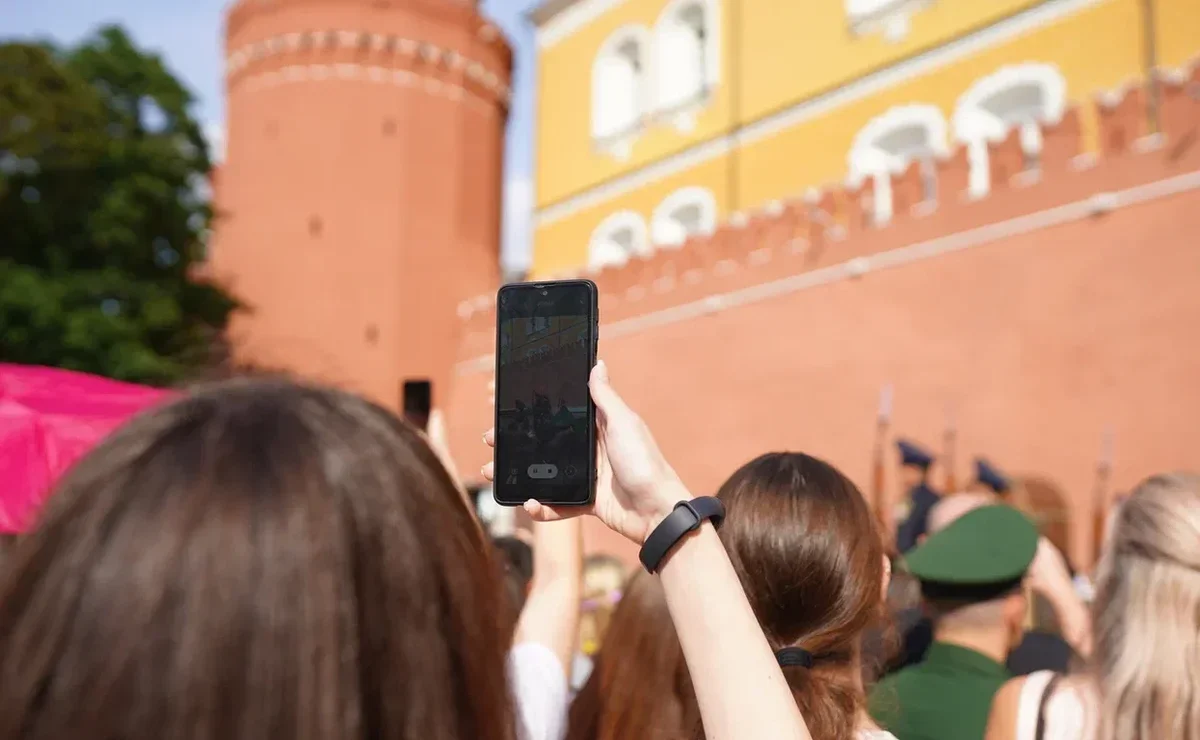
[0,26,237,385]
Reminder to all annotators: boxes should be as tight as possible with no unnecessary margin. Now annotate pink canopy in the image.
[0,364,174,533]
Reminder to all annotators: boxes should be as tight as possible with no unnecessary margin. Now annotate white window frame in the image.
[847,104,948,224]
[588,210,650,270]
[652,0,721,131]
[650,186,717,248]
[846,0,931,42]
[952,63,1067,198]
[591,25,653,159]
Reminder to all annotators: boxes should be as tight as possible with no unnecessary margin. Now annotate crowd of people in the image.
[0,361,1195,740]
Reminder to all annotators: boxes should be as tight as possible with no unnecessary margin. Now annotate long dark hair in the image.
[0,378,515,740]
[570,452,885,740]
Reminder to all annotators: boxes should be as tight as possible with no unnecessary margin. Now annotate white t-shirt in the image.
[509,642,570,740]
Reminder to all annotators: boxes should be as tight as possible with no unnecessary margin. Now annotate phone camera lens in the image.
[541,289,548,296]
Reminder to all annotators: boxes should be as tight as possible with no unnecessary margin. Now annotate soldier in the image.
[974,457,1010,495]
[869,505,1039,740]
[895,439,940,554]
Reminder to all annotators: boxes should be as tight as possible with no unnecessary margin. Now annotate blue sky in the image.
[4,0,541,271]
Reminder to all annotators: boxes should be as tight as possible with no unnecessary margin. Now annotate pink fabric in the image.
[0,364,173,533]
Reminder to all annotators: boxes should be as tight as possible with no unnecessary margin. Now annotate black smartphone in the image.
[402,380,432,431]
[493,279,599,507]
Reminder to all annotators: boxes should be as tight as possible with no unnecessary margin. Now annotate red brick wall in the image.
[449,67,1200,568]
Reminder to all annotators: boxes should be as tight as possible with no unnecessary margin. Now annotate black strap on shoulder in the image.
[639,497,725,574]
[1035,673,1062,740]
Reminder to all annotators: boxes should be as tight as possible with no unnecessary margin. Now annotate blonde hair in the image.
[578,555,627,655]
[1091,472,1200,740]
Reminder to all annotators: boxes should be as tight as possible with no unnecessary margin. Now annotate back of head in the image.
[566,570,694,740]
[0,378,514,740]
[1092,472,1200,740]
[926,491,999,535]
[717,452,886,740]
[493,535,534,620]
[579,554,628,656]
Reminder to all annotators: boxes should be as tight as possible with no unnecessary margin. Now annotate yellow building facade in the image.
[528,0,1200,277]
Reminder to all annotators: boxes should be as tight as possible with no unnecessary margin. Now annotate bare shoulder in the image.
[984,676,1028,740]
[993,675,1029,710]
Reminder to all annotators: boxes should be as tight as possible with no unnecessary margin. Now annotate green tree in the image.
[0,26,237,385]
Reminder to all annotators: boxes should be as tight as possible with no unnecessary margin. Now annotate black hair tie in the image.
[775,647,814,668]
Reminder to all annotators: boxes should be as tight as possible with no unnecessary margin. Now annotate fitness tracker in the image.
[639,496,726,573]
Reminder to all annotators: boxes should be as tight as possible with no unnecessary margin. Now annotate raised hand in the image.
[482,361,691,545]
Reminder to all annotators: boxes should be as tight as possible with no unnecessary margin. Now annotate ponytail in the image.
[778,656,863,740]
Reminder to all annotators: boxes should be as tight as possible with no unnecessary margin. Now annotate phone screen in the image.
[493,280,597,506]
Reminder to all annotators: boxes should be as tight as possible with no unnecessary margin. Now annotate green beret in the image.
[904,505,1039,602]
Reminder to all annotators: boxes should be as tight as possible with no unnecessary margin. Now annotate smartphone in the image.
[493,279,599,507]
[402,379,432,431]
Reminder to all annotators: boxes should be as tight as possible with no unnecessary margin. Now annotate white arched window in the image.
[654,0,719,125]
[651,187,717,247]
[589,211,649,270]
[953,64,1067,198]
[592,27,651,154]
[848,105,948,224]
[846,0,929,41]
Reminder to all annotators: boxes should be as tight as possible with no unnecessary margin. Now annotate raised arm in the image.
[514,517,583,674]
[517,362,811,740]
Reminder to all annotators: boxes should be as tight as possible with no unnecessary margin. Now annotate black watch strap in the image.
[639,496,726,574]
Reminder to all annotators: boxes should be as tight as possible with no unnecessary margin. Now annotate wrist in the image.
[643,479,694,534]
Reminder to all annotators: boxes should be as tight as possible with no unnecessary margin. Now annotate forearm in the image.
[515,518,583,671]
[658,522,810,740]
[1044,587,1092,657]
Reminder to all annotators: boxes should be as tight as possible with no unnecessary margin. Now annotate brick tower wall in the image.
[210,0,511,410]
[450,64,1200,567]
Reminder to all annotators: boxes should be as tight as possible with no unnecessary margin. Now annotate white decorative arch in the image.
[847,104,949,223]
[591,25,652,155]
[589,210,650,270]
[653,0,720,127]
[953,63,1067,197]
[650,186,717,248]
[846,0,930,41]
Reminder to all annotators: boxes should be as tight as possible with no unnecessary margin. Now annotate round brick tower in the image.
[211,0,511,411]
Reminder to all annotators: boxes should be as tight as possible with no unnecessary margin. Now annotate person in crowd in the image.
[494,535,535,620]
[985,472,1200,740]
[566,450,899,740]
[565,571,695,740]
[869,505,1039,740]
[572,555,628,692]
[895,439,941,554]
[882,493,1089,680]
[0,371,813,740]
[506,515,583,740]
[973,459,1012,496]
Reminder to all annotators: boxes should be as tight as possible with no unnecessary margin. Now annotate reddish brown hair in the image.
[570,452,885,740]
[717,453,886,740]
[0,378,515,740]
[566,570,696,740]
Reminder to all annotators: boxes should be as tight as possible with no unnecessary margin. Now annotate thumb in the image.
[589,360,629,419]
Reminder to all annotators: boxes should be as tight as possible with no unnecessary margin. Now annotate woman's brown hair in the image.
[0,378,515,740]
[569,452,885,740]
[566,570,696,740]
[718,453,886,740]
